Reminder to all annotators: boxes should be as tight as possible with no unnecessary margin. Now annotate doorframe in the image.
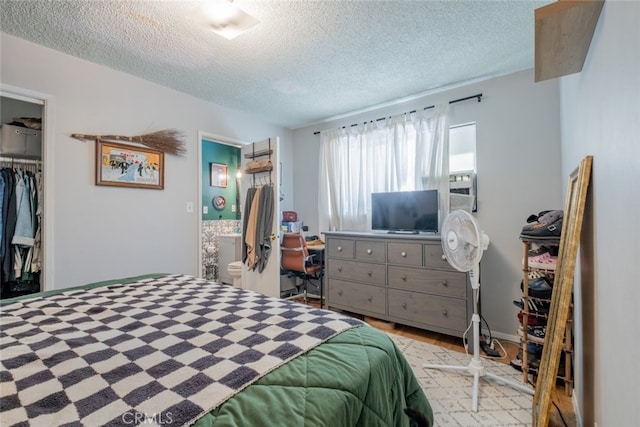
[1,84,55,290]
[196,130,247,278]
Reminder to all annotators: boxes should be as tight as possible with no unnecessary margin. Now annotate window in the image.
[319,108,451,232]
[449,122,477,212]
[449,122,476,174]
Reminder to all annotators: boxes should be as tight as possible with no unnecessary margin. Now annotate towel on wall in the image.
[242,187,258,263]
[245,187,262,270]
[256,184,274,273]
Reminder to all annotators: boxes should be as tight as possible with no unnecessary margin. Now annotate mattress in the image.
[0,274,432,426]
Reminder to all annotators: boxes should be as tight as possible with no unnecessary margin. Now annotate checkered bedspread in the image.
[0,274,363,426]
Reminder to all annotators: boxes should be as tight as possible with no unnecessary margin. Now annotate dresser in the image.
[324,231,473,344]
[217,234,242,284]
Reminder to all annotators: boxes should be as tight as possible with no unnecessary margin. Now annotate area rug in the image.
[386,333,534,426]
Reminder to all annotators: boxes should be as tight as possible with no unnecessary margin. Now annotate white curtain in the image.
[319,105,450,232]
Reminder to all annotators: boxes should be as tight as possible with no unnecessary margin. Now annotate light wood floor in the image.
[302,297,575,426]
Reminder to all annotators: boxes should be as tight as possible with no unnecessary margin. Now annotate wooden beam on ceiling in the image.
[535,0,605,82]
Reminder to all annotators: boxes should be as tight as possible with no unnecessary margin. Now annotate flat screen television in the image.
[371,190,439,233]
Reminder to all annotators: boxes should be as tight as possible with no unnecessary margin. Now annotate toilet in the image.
[227,261,243,288]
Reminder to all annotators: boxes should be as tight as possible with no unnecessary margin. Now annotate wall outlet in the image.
[186,202,193,213]
[232,204,236,212]
[203,206,208,214]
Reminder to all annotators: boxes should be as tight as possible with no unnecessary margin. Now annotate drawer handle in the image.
[338,246,343,252]
[441,254,447,261]
[401,275,407,281]
[367,271,372,277]
[338,267,342,272]
[401,251,407,257]
[442,309,448,317]
[441,280,448,287]
[402,303,407,309]
[338,290,343,296]
[367,296,373,302]
[367,248,372,254]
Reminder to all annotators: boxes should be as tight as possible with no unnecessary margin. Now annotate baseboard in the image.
[482,329,520,344]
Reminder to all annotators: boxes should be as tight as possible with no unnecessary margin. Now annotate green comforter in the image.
[197,325,432,427]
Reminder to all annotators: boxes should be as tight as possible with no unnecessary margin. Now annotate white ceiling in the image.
[0,0,552,129]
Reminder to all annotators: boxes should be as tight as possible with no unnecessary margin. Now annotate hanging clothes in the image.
[30,171,43,273]
[242,187,258,264]
[12,170,39,280]
[0,166,41,291]
[1,169,17,283]
[256,184,274,273]
[244,186,262,270]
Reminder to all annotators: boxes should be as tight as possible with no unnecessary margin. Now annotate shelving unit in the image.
[244,141,274,175]
[519,238,573,396]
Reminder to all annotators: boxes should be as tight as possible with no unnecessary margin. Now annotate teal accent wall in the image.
[202,140,241,221]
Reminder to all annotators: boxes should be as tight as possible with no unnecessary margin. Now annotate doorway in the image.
[198,132,244,281]
[0,86,54,296]
[197,132,282,298]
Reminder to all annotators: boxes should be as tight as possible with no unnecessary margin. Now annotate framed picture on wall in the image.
[96,140,164,190]
[210,163,228,187]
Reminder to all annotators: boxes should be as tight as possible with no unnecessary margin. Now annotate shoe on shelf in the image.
[520,217,563,240]
[517,310,547,326]
[520,277,553,299]
[528,326,546,339]
[529,255,558,271]
[524,210,558,225]
[527,342,543,357]
[527,270,550,280]
[510,345,542,372]
[527,244,551,257]
[513,298,550,314]
[522,210,564,231]
[517,325,547,342]
[522,246,558,270]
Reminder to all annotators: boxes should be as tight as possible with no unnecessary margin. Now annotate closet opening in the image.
[0,94,44,299]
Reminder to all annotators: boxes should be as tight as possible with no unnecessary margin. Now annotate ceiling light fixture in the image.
[202,0,259,40]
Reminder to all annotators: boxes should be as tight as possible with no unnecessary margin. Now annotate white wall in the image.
[559,1,640,425]
[292,69,563,340]
[1,33,291,289]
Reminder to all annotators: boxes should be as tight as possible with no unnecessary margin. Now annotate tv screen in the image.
[371,190,439,233]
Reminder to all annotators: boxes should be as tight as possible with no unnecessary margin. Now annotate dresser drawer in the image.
[423,243,456,270]
[327,259,386,286]
[328,279,386,316]
[387,242,423,266]
[388,266,467,298]
[388,289,466,332]
[355,240,386,263]
[326,238,355,259]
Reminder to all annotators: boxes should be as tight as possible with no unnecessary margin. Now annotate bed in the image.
[0,273,432,426]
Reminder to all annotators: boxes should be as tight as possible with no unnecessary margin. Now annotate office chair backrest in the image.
[281,233,310,273]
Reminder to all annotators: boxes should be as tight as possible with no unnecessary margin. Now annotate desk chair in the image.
[280,232,324,308]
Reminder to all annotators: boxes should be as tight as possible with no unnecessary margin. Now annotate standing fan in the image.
[423,210,533,412]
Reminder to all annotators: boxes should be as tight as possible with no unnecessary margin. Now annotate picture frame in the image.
[210,162,228,187]
[96,140,164,190]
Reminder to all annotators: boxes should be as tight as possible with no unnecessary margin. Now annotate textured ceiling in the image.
[0,0,552,129]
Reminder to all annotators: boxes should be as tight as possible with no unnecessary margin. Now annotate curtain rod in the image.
[313,93,482,135]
